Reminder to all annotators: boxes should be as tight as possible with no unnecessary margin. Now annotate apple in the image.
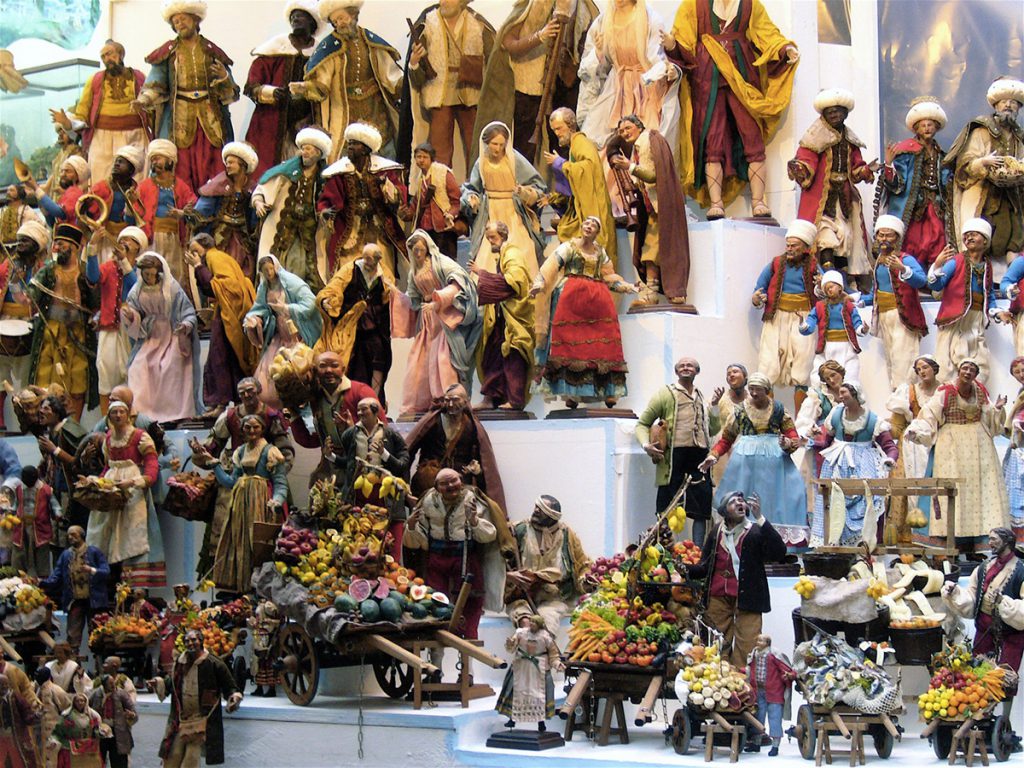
[615,654,628,665]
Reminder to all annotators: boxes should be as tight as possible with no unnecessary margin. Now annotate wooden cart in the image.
[790,695,902,765]
[921,712,1018,765]
[559,660,669,747]
[669,705,765,763]
[89,632,158,684]
[0,607,57,675]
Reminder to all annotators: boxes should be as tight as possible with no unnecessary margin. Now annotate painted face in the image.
[183,630,204,654]
[67,528,84,547]
[675,358,699,381]
[241,419,264,442]
[361,245,382,270]
[171,12,199,38]
[913,118,938,141]
[140,262,161,286]
[413,150,432,172]
[223,155,244,177]
[356,401,377,427]
[784,237,808,262]
[187,242,206,262]
[442,389,467,415]
[346,139,370,161]
[1012,360,1024,385]
[329,7,358,31]
[484,226,504,250]
[823,281,843,299]
[485,132,507,162]
[822,369,844,391]
[722,495,749,524]
[15,235,37,257]
[59,166,78,187]
[259,258,277,284]
[299,143,322,166]
[838,385,858,408]
[150,154,173,173]
[725,366,746,389]
[438,0,463,17]
[38,400,58,427]
[957,363,979,386]
[874,229,900,251]
[549,118,572,148]
[409,238,429,265]
[988,531,1010,555]
[748,384,770,407]
[107,405,130,426]
[436,472,462,498]
[112,156,133,178]
[581,218,600,239]
[316,354,343,387]
[822,105,848,129]
[118,237,141,260]
[289,9,316,36]
[237,381,260,409]
[962,230,988,252]
[100,44,123,72]
[915,359,937,383]
[617,120,640,143]
[994,98,1021,120]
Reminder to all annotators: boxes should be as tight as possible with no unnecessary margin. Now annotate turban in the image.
[16,220,50,251]
[961,218,992,240]
[785,219,817,246]
[905,98,947,131]
[813,88,854,114]
[344,122,382,153]
[874,214,905,238]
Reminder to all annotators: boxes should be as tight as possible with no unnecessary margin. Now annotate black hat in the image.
[53,223,84,248]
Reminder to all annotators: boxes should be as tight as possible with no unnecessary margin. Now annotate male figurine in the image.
[878,98,951,270]
[189,141,260,280]
[405,383,506,511]
[0,185,44,242]
[944,76,1024,262]
[474,0,598,164]
[88,674,137,768]
[51,39,149,185]
[29,155,88,226]
[929,218,999,382]
[636,356,716,543]
[298,0,403,161]
[404,469,512,643]
[610,114,691,307]
[137,139,197,287]
[314,243,394,401]
[318,122,407,280]
[665,0,798,219]
[750,219,821,402]
[149,628,242,768]
[85,226,145,414]
[35,395,88,529]
[253,127,331,290]
[40,122,84,203]
[469,222,535,411]
[244,0,321,178]
[286,351,381,485]
[799,270,869,383]
[402,0,496,168]
[0,660,42,768]
[135,0,240,193]
[688,492,786,667]
[861,215,928,389]
[544,107,616,257]
[0,221,49,431]
[9,466,59,579]
[399,142,461,259]
[788,88,874,280]
[505,494,591,635]
[28,224,99,420]
[88,144,149,259]
[41,526,110,653]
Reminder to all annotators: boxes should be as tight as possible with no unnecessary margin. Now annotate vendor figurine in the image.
[495,614,562,732]
[248,600,281,698]
[745,634,795,755]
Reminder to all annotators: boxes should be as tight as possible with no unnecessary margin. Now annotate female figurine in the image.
[698,373,807,548]
[886,355,940,540]
[708,363,748,485]
[495,615,562,732]
[198,414,287,593]
[396,230,483,417]
[86,400,162,585]
[122,252,202,423]
[795,360,846,489]
[461,122,546,278]
[905,359,1010,547]
[1002,357,1024,534]
[53,692,104,768]
[810,382,898,546]
[243,254,322,409]
[531,216,632,408]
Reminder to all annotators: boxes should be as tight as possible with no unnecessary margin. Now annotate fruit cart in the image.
[0,575,56,675]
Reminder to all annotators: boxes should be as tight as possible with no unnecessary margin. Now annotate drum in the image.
[0,319,32,357]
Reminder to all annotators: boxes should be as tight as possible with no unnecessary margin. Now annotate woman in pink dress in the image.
[396,230,482,417]
[123,252,202,423]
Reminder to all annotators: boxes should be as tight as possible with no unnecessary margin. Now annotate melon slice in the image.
[348,579,372,602]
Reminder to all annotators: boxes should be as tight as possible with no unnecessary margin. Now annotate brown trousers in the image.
[428,105,476,169]
[706,595,762,668]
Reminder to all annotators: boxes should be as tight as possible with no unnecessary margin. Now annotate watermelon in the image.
[409,603,429,620]
[388,590,408,608]
[349,579,372,602]
[409,584,428,601]
[379,598,402,622]
[333,594,358,614]
[359,599,381,623]
[373,580,391,599]
[434,606,453,621]
[431,592,450,606]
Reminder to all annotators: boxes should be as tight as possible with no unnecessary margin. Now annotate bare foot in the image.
[497,403,520,410]
[472,397,494,411]
[706,205,726,220]
[201,405,225,419]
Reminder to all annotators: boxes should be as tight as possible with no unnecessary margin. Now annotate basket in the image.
[889,625,943,665]
[252,521,283,568]
[72,483,128,512]
[801,552,856,580]
[164,470,218,523]
[989,166,1024,188]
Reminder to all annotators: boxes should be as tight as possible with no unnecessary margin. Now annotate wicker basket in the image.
[164,471,218,523]
[72,483,128,512]
[801,552,856,580]
[989,166,1024,188]
[272,369,314,412]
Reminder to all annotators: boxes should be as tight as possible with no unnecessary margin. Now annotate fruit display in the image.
[174,612,238,657]
[89,614,160,647]
[353,472,408,500]
[164,471,218,521]
[166,472,216,501]
[890,617,941,630]
[636,543,687,583]
[274,525,319,562]
[794,574,816,598]
[919,645,1008,721]
[666,506,688,533]
[676,641,754,712]
[583,553,627,587]
[307,480,347,522]
[0,576,49,622]
[671,540,702,566]
[865,578,891,600]
[72,476,128,511]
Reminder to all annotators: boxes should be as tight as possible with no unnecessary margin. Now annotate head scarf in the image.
[747,372,772,392]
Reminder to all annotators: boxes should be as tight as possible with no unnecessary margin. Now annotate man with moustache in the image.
[297,0,403,161]
[135,0,240,193]
[0,186,44,245]
[39,123,84,203]
[137,140,197,287]
[27,156,89,227]
[399,142,461,259]
[88,145,149,247]
[28,225,99,421]
[51,39,148,185]
[252,127,332,290]
[244,0,321,179]
[0,221,49,432]
[945,76,1024,262]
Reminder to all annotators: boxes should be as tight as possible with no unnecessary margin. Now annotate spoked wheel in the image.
[796,704,816,760]
[870,724,894,759]
[671,707,692,755]
[231,655,249,695]
[990,714,1015,762]
[932,724,953,760]
[278,624,319,706]
[372,656,414,699]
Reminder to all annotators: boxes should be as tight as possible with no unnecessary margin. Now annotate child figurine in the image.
[745,634,796,755]
[495,615,562,732]
[9,466,60,578]
[249,600,281,697]
[800,270,869,383]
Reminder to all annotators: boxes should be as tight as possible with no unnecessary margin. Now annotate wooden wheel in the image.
[372,656,414,699]
[991,714,1015,762]
[671,707,692,755]
[932,724,953,760]
[796,704,816,760]
[277,624,319,706]
[870,724,894,758]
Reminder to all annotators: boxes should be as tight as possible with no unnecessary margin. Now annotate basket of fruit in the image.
[72,476,128,512]
[0,578,51,632]
[889,617,943,665]
[919,645,1010,722]
[270,341,316,411]
[89,614,160,650]
[989,156,1024,188]
[164,470,218,522]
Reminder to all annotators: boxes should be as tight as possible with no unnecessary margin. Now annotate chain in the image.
[586,674,596,744]
[357,653,366,760]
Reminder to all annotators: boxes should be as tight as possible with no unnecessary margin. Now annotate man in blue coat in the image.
[41,526,110,653]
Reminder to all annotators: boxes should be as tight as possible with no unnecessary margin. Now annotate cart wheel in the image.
[870,724,894,759]
[991,714,1014,763]
[231,656,248,695]
[796,704,816,760]
[932,724,953,760]
[278,624,319,706]
[671,708,691,755]
[372,656,414,699]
